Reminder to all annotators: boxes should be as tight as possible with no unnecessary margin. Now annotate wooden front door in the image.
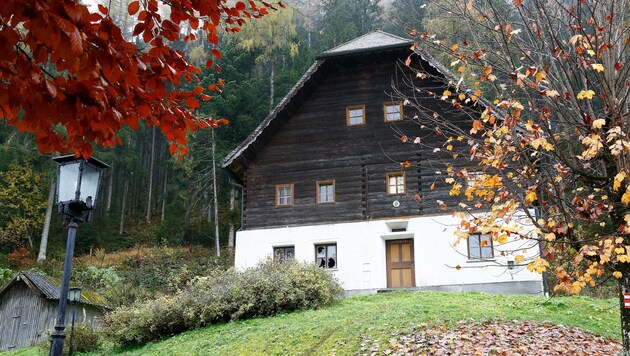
[386,239,415,288]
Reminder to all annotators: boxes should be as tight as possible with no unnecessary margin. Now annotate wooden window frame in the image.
[315,243,338,269]
[466,170,483,189]
[346,105,366,126]
[273,245,295,263]
[467,234,494,259]
[386,172,406,195]
[275,183,294,208]
[316,180,336,204]
[383,101,403,122]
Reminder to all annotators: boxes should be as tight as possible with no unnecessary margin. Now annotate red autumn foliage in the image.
[0,0,273,158]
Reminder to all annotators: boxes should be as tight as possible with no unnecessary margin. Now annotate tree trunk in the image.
[146,126,156,223]
[228,186,235,250]
[106,163,114,212]
[269,61,275,112]
[212,129,220,257]
[161,168,168,222]
[619,262,630,351]
[37,177,56,261]
[119,179,129,235]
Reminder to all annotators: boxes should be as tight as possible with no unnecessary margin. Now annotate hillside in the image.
[7,291,620,355]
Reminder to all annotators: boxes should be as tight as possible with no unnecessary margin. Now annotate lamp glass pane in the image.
[58,162,80,203]
[80,164,101,206]
[68,288,81,302]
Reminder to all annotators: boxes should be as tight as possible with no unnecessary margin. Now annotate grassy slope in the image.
[7,291,620,356]
[107,291,620,355]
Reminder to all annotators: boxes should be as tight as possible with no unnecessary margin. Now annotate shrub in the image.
[63,324,101,354]
[7,247,33,269]
[106,259,343,345]
[0,267,14,286]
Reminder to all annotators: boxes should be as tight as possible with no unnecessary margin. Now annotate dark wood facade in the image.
[224,33,475,230]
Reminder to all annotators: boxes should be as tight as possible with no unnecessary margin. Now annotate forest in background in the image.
[0,0,428,266]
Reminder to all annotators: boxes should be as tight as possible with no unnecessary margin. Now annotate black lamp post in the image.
[68,287,81,356]
[49,155,107,356]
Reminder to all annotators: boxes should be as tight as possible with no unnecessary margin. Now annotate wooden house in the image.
[222,31,543,295]
[0,272,105,351]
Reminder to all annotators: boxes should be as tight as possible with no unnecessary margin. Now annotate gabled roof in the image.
[221,30,495,180]
[0,271,108,309]
[318,30,413,58]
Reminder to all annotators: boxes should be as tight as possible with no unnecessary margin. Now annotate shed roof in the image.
[0,271,108,309]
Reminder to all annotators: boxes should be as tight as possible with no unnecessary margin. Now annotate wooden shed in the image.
[0,271,106,351]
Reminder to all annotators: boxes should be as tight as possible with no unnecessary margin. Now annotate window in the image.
[346,105,365,126]
[274,246,295,263]
[315,243,337,269]
[316,180,335,204]
[466,171,483,188]
[384,102,403,122]
[275,184,294,207]
[386,172,406,195]
[468,234,494,259]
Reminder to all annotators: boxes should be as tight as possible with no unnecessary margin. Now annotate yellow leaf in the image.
[613,172,626,191]
[569,34,582,45]
[592,118,606,129]
[614,271,623,279]
[545,89,560,98]
[622,188,630,205]
[576,90,595,100]
[591,63,604,73]
[525,190,537,204]
[442,90,452,98]
[515,255,525,263]
[544,232,556,241]
[535,70,546,82]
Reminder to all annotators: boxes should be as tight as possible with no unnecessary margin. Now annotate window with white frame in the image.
[315,243,337,269]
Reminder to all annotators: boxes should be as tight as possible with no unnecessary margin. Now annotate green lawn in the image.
[7,291,620,355]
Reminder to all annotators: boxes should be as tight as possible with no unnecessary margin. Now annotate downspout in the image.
[535,206,550,297]
[223,168,245,231]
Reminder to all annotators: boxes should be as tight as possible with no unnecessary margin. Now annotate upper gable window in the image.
[346,105,365,126]
[384,102,403,122]
[386,172,406,195]
[317,180,335,204]
[275,184,294,207]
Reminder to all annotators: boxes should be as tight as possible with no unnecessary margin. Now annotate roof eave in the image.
[316,42,413,59]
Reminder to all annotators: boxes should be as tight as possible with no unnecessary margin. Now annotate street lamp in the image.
[68,287,82,356]
[49,155,108,356]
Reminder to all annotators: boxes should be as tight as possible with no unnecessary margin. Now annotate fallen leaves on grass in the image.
[377,320,621,355]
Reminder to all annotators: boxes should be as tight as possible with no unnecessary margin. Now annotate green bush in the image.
[63,324,101,354]
[106,259,343,345]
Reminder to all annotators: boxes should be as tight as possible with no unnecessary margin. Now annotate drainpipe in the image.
[535,206,550,297]
[223,169,245,231]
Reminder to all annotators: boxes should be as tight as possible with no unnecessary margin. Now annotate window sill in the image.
[466,259,496,263]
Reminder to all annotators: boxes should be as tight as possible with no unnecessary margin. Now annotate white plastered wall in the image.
[234,213,543,293]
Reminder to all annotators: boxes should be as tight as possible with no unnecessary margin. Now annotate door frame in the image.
[385,238,415,288]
